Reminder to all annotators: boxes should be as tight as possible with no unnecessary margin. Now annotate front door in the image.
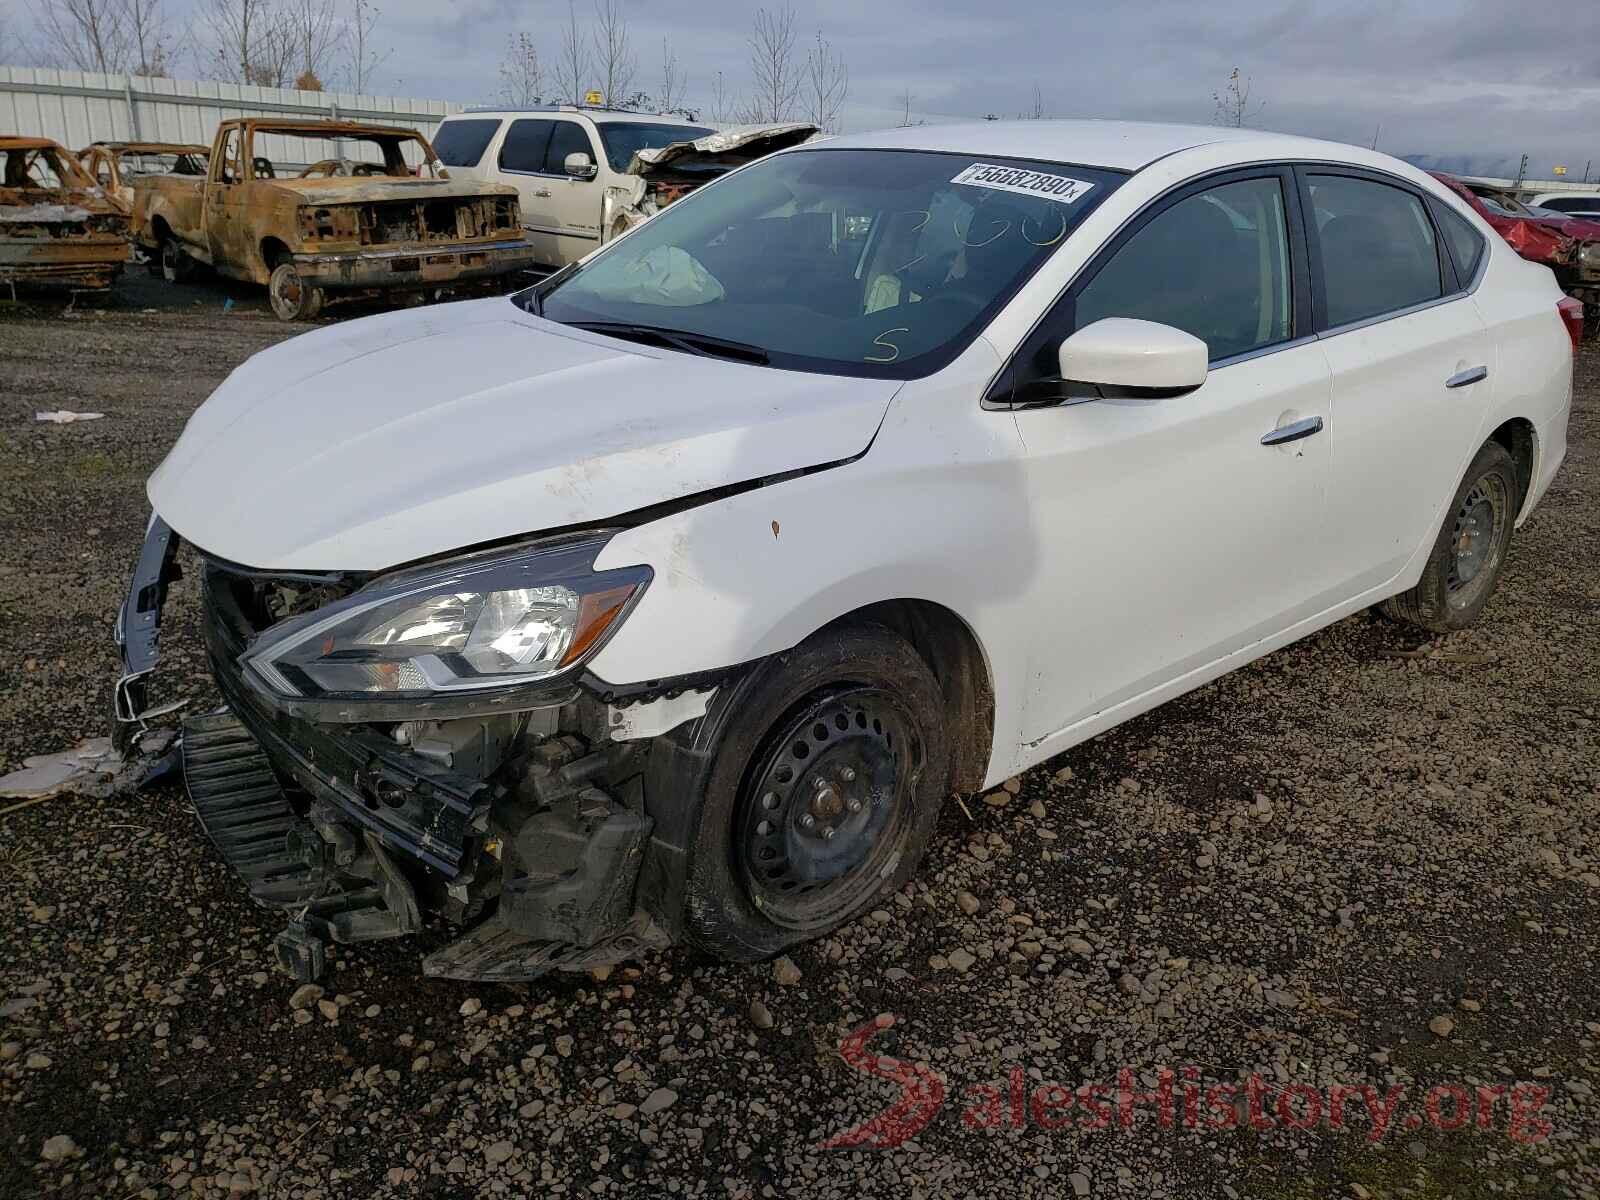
[1010,169,1334,744]
[1299,168,1492,593]
[495,118,602,267]
[204,126,245,274]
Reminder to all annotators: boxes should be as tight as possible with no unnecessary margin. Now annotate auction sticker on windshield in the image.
[950,162,1096,204]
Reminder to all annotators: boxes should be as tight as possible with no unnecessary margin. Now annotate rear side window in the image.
[498,119,554,173]
[1309,174,1442,327]
[1434,203,1487,285]
[1074,176,1292,362]
[544,121,595,174]
[432,119,500,168]
[1541,196,1600,215]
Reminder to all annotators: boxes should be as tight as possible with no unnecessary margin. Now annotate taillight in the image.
[1557,296,1585,352]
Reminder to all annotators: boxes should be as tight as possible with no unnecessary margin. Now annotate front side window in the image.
[533,149,1125,378]
[1074,176,1292,362]
[1310,174,1442,327]
[545,121,595,175]
[432,119,500,168]
[596,121,714,172]
[498,119,553,173]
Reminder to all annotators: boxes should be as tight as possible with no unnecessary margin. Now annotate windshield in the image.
[534,148,1124,378]
[242,130,440,180]
[597,121,715,172]
[120,151,207,177]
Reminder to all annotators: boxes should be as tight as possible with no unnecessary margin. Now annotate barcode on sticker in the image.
[950,163,1095,204]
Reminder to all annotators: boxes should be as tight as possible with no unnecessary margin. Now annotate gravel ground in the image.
[1,278,1597,1200]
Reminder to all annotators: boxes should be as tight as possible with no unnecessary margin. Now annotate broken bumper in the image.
[114,515,702,984]
[0,235,127,289]
[292,239,541,290]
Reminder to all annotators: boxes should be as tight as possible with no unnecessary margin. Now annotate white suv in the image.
[431,106,812,270]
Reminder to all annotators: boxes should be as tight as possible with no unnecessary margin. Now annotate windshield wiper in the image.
[566,321,769,366]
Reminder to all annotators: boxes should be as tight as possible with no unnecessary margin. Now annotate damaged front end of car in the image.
[115,516,724,984]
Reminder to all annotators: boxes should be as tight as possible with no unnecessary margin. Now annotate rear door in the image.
[1300,167,1492,594]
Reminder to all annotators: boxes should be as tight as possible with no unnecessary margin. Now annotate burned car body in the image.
[132,118,539,320]
[79,141,210,214]
[1,136,129,290]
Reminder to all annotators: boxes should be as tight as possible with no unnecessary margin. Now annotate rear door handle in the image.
[532,188,552,198]
[1261,415,1324,446]
[1445,366,1488,389]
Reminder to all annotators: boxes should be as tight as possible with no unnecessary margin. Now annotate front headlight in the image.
[240,536,648,700]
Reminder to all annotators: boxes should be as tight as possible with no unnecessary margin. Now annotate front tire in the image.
[268,262,326,322]
[1381,440,1518,633]
[680,623,949,962]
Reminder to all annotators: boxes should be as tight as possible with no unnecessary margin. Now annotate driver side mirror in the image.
[564,151,598,180]
[1057,318,1208,400]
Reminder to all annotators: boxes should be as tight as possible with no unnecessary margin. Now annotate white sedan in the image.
[123,121,1577,982]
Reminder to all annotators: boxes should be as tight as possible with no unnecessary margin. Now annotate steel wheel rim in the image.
[1445,472,1508,607]
[272,269,303,314]
[736,687,920,930]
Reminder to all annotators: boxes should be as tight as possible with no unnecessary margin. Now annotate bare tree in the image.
[344,0,388,93]
[801,29,845,131]
[552,0,587,104]
[282,0,336,89]
[497,30,543,106]
[31,0,129,72]
[742,5,797,123]
[590,0,633,106]
[654,36,686,114]
[894,87,923,128]
[200,0,290,85]
[119,0,169,74]
[709,68,732,124]
[1021,82,1045,119]
[1212,66,1263,127]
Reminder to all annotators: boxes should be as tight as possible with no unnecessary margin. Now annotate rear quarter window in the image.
[431,119,501,168]
[1434,203,1487,285]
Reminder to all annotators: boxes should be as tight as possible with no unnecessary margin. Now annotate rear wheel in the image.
[160,238,194,284]
[268,262,326,322]
[1381,440,1518,633]
[681,623,949,961]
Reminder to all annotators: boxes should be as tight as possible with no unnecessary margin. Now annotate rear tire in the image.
[268,262,326,322]
[1380,440,1518,633]
[160,238,194,284]
[680,623,949,963]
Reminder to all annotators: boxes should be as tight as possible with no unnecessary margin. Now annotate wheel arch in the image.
[1486,416,1537,519]
[260,236,293,272]
[815,599,995,797]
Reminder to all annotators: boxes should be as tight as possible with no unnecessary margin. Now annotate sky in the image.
[8,0,1600,179]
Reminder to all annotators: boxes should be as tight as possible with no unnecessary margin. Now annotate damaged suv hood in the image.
[148,297,899,570]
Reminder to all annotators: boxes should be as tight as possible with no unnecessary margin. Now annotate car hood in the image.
[148,297,899,571]
[260,177,518,205]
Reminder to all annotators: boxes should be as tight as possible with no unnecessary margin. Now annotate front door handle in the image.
[532,188,552,198]
[1445,365,1488,389]
[1261,415,1324,446]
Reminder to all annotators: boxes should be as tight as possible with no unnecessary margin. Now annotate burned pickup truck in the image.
[132,118,539,319]
[1,136,129,291]
[79,141,210,215]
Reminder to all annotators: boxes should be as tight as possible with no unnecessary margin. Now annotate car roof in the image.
[453,107,708,127]
[815,119,1390,173]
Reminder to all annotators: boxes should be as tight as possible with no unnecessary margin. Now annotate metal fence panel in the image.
[0,66,461,161]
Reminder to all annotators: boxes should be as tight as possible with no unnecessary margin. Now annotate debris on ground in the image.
[33,410,105,423]
[0,729,176,801]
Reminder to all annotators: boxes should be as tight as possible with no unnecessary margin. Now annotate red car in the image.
[1432,171,1599,335]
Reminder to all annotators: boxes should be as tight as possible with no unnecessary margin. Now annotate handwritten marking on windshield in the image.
[867,328,910,363]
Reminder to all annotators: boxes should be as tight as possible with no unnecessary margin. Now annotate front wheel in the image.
[680,623,949,962]
[268,262,326,322]
[1381,440,1518,633]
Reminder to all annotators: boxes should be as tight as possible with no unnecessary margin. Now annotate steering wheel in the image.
[299,158,354,178]
[252,156,276,179]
